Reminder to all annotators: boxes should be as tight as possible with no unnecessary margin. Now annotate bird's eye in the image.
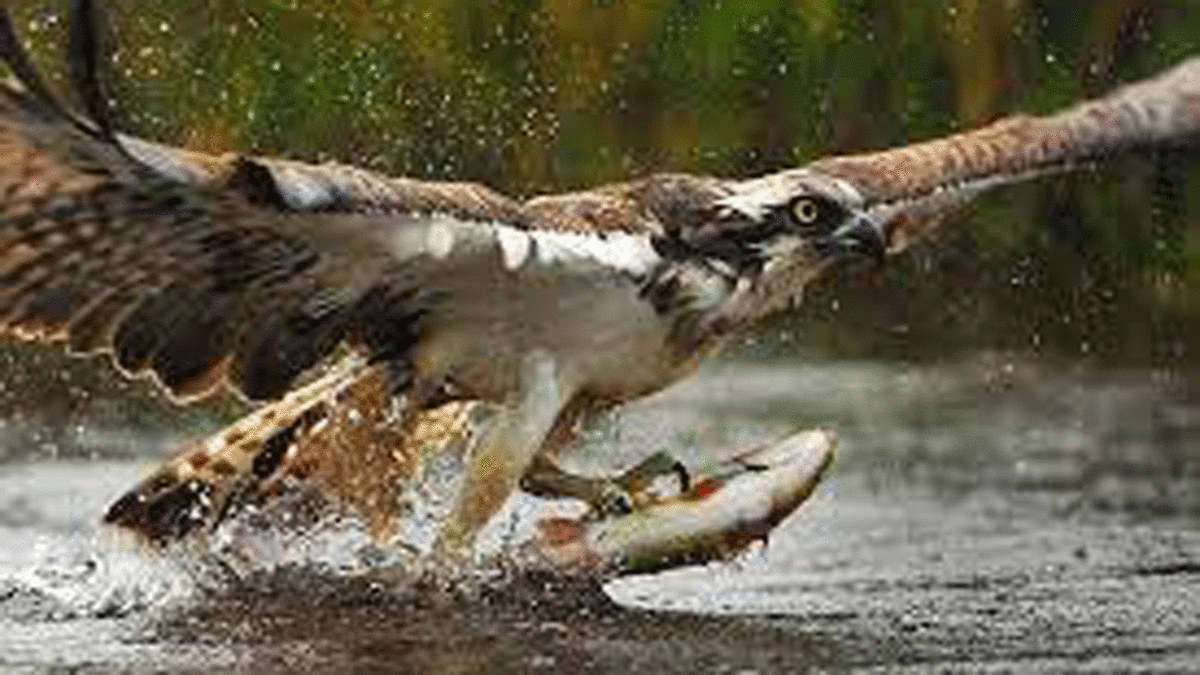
[791,198,820,225]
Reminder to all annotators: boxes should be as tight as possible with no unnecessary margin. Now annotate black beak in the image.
[816,214,887,265]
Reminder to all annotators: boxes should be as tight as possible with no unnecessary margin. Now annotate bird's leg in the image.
[520,454,623,512]
[514,398,690,517]
[436,348,576,554]
[520,451,690,518]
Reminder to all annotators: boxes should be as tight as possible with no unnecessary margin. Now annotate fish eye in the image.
[791,197,820,225]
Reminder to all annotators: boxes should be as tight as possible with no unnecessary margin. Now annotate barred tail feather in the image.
[104,354,475,544]
[104,355,373,542]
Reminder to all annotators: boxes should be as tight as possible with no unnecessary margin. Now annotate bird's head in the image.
[646,169,887,339]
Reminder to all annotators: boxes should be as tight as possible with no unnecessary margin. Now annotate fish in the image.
[519,428,836,575]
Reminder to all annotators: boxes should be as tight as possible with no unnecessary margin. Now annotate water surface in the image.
[3,356,1199,673]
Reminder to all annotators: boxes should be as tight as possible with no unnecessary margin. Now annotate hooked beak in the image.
[815,214,887,265]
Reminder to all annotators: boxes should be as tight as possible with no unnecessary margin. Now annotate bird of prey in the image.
[1,3,1198,559]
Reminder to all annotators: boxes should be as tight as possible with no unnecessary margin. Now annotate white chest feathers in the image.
[498,225,661,276]
[385,213,663,278]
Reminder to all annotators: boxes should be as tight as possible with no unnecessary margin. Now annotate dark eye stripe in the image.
[728,216,788,244]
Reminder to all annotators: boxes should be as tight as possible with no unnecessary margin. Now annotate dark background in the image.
[2,0,1198,453]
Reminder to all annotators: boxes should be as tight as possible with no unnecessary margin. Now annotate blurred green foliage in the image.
[0,1,1198,447]
[8,1,1198,189]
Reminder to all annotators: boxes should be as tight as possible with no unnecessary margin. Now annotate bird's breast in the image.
[391,226,703,405]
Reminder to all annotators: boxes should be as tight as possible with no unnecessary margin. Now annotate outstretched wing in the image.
[117,134,724,237]
[0,10,533,404]
[800,57,1200,250]
[0,2,708,413]
[116,135,526,224]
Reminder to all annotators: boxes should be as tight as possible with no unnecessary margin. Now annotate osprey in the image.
[1,4,1198,556]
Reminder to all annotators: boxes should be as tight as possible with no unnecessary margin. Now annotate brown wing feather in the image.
[119,129,726,237]
[119,133,682,235]
[0,74,432,403]
[117,136,525,224]
[806,56,1200,248]
[0,5,529,406]
[523,173,733,234]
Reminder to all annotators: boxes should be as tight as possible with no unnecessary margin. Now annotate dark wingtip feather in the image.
[147,294,237,401]
[66,0,118,139]
[154,352,230,403]
[231,298,354,401]
[224,157,289,210]
[66,286,142,356]
[233,318,309,402]
[112,308,169,374]
[0,6,97,138]
[111,285,196,376]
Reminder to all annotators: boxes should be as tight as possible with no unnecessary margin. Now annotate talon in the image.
[672,460,690,493]
[586,452,692,518]
[618,450,690,497]
[593,482,634,518]
[518,451,692,519]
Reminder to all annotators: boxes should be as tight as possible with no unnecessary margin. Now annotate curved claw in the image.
[618,450,690,496]
[592,451,693,519]
[519,450,692,519]
[592,482,634,518]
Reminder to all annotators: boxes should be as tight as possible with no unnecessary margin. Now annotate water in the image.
[2,356,1199,673]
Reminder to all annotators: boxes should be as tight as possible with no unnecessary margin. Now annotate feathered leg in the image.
[437,349,693,551]
[436,348,578,552]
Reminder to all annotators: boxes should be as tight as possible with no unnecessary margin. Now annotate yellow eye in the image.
[792,198,820,224]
